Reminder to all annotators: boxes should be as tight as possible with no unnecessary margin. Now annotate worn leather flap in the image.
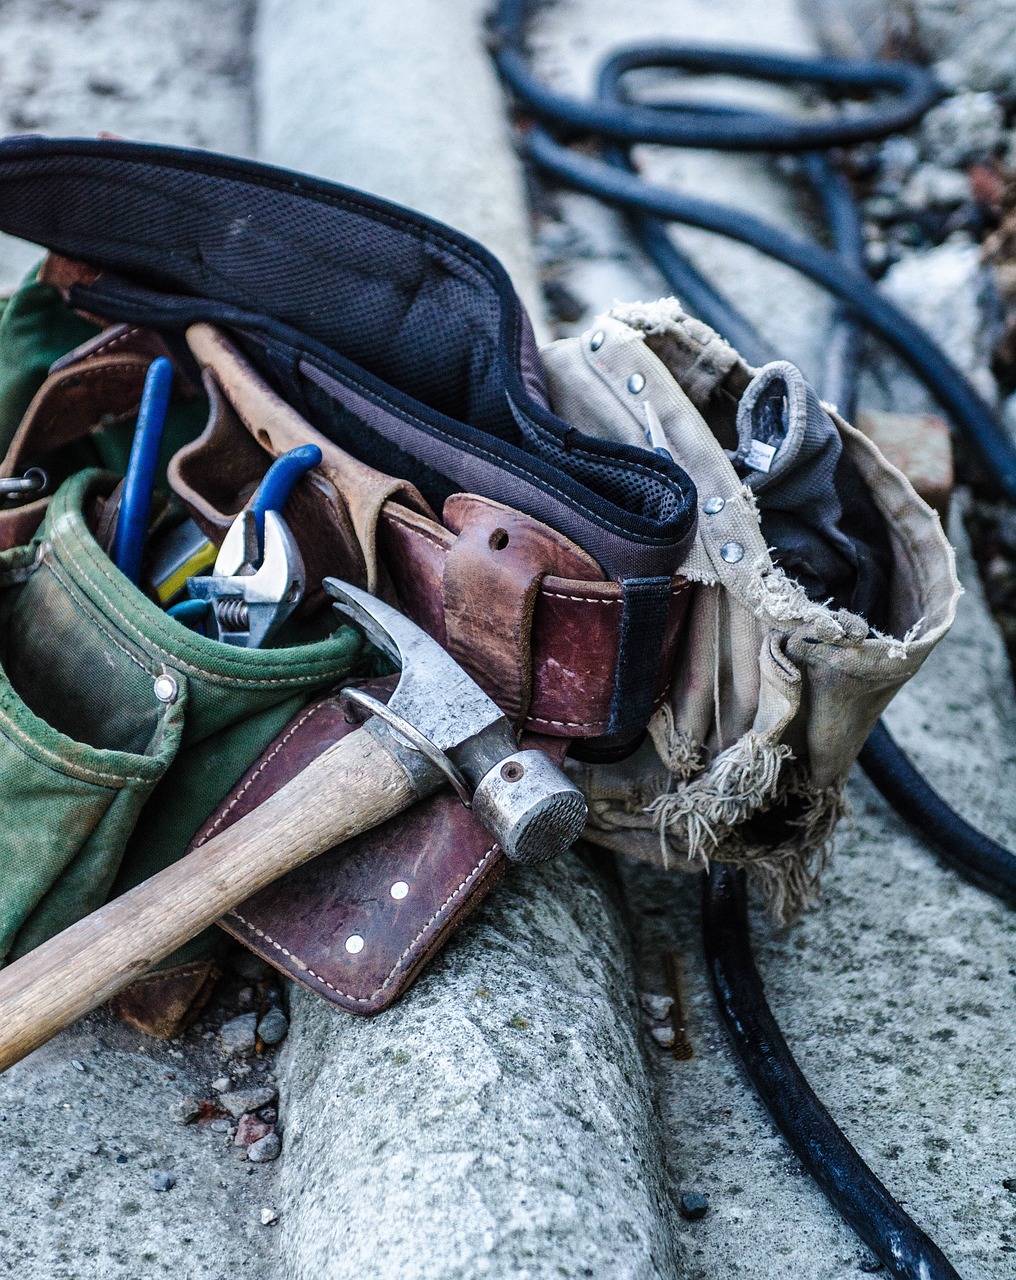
[193,677,514,1015]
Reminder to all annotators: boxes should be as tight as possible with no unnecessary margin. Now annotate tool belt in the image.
[0,136,957,1026]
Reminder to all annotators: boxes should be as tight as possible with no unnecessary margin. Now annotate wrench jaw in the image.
[187,510,306,647]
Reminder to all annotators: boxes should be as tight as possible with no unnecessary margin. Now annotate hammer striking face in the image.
[325,578,588,865]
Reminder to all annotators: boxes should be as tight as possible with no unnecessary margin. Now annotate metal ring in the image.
[339,686,474,807]
[0,468,48,501]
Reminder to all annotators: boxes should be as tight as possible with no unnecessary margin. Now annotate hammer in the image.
[0,581,588,1072]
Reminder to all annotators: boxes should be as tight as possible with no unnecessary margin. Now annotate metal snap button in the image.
[720,541,745,564]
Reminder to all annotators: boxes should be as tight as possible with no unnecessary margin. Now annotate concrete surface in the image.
[255,0,546,328]
[0,6,280,1279]
[0,980,285,1280]
[278,855,680,1280]
[0,0,255,291]
[805,0,1016,95]
[529,0,834,382]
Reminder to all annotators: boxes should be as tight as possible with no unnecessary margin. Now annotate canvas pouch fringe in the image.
[541,300,961,920]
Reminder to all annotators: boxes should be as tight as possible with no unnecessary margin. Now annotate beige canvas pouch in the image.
[542,299,961,920]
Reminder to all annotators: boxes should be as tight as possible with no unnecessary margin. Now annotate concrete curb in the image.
[255,0,545,330]
[254,3,677,1274]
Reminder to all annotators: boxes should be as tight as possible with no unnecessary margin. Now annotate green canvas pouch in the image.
[0,466,362,964]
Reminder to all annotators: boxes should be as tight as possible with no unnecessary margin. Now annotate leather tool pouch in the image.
[170,324,691,1013]
[0,126,701,1023]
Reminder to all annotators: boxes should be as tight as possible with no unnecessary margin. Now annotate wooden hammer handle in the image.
[0,728,415,1073]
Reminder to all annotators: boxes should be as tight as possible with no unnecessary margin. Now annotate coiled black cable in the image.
[491,4,1016,1276]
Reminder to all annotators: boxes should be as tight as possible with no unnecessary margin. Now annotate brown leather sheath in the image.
[191,677,545,1014]
[3,289,693,1015]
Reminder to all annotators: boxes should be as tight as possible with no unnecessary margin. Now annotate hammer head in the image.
[325,579,587,864]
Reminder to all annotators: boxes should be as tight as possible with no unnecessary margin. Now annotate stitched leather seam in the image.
[192,702,326,846]
[119,962,211,990]
[226,843,499,1005]
[79,326,145,360]
[528,715,608,730]
[383,510,449,550]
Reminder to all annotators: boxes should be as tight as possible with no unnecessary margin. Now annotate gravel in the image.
[256,1009,289,1046]
[235,1114,274,1147]
[218,1012,258,1056]
[148,1170,177,1192]
[638,993,674,1021]
[219,1086,278,1119]
[919,91,1005,167]
[247,1133,282,1164]
[679,1192,710,1221]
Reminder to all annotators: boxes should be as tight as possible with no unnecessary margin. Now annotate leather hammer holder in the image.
[3,310,692,1014]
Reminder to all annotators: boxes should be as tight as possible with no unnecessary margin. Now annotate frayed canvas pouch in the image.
[542,300,960,919]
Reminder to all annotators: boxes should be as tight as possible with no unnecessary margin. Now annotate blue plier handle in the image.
[111,357,174,585]
[244,444,322,569]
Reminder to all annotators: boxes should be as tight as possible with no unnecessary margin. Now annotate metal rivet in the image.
[345,935,365,954]
[153,674,178,704]
[720,541,745,564]
[390,882,409,900]
[703,495,725,515]
[589,330,605,351]
[627,372,646,394]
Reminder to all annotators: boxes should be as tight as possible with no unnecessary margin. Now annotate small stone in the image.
[900,165,971,213]
[260,1208,279,1226]
[211,1077,231,1093]
[238,986,255,1007]
[70,1059,86,1073]
[171,1096,203,1125]
[920,92,1003,168]
[861,195,899,224]
[639,993,674,1021]
[210,1118,234,1134]
[247,1132,281,1164]
[1002,1176,1016,1192]
[878,136,919,186]
[148,1170,176,1192]
[257,1008,289,1046]
[234,1114,273,1147]
[650,1025,676,1049]
[219,1085,278,1119]
[84,1141,102,1155]
[258,1107,278,1124]
[679,1191,710,1221]
[218,1012,257,1056]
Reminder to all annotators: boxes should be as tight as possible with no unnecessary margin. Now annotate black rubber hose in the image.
[860,720,1016,906]
[522,125,1016,501]
[703,864,965,1280]
[490,2,943,149]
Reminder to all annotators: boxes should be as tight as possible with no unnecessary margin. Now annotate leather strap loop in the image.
[441,493,601,725]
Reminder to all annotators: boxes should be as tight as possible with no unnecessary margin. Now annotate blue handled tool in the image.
[244,444,322,570]
[182,444,321,647]
[111,356,174,585]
